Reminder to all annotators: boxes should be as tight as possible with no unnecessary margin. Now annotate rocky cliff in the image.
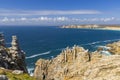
[0,33,27,73]
[34,42,120,80]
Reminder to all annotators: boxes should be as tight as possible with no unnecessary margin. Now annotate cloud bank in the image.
[0,9,101,16]
[0,9,119,25]
[0,16,119,25]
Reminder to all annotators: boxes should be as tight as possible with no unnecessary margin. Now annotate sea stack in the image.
[0,33,27,73]
[9,35,27,72]
[10,36,22,59]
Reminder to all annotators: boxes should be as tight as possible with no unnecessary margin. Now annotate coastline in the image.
[61,25,120,31]
[34,41,120,80]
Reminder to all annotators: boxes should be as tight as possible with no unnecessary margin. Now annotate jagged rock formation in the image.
[84,55,120,80]
[107,41,120,55]
[34,42,120,80]
[34,45,92,80]
[0,33,27,73]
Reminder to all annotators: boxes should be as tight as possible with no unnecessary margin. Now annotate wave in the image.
[27,67,34,76]
[26,51,51,59]
[84,41,100,45]
[81,39,120,46]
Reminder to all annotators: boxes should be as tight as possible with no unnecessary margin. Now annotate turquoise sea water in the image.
[1,26,120,74]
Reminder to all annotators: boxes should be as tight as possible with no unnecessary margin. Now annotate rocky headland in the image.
[61,24,120,30]
[0,33,35,80]
[34,41,120,80]
[1,33,120,80]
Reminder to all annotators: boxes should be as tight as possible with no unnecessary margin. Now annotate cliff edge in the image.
[34,42,120,80]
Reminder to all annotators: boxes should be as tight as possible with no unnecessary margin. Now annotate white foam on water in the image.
[27,67,34,76]
[82,39,120,46]
[85,41,100,45]
[26,51,51,59]
[101,51,111,55]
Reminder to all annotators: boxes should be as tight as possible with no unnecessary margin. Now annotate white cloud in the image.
[20,17,27,21]
[2,17,9,22]
[10,18,15,22]
[0,16,119,25]
[0,9,101,16]
[100,17,117,22]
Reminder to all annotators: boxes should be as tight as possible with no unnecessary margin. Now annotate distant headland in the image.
[61,24,120,31]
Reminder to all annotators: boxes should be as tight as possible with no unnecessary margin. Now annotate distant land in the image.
[61,24,120,31]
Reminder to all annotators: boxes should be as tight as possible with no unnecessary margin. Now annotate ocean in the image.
[1,26,120,74]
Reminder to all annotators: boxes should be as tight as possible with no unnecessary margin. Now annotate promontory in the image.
[61,24,120,30]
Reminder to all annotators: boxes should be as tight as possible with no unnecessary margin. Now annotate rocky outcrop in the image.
[34,42,120,80]
[0,33,27,73]
[107,41,120,55]
[34,45,93,80]
[84,55,120,80]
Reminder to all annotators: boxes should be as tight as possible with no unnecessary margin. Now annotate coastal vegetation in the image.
[0,69,35,80]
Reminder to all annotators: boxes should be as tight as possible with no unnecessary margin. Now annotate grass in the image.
[0,69,36,80]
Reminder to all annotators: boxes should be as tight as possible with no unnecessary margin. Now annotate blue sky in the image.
[0,0,120,25]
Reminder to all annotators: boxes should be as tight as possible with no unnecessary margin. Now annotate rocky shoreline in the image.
[1,33,120,80]
[34,41,120,80]
[61,24,120,31]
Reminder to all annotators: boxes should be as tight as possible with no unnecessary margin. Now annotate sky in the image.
[0,0,120,26]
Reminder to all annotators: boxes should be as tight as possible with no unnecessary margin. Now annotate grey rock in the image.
[0,34,5,47]
[0,75,8,80]
[0,33,27,73]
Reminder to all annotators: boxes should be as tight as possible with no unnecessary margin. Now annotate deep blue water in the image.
[1,26,120,74]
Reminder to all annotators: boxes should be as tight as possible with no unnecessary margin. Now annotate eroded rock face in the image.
[0,33,27,73]
[34,42,120,80]
[84,55,120,80]
[34,45,91,80]
[107,41,120,55]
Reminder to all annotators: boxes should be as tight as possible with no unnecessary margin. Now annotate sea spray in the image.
[26,51,51,59]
